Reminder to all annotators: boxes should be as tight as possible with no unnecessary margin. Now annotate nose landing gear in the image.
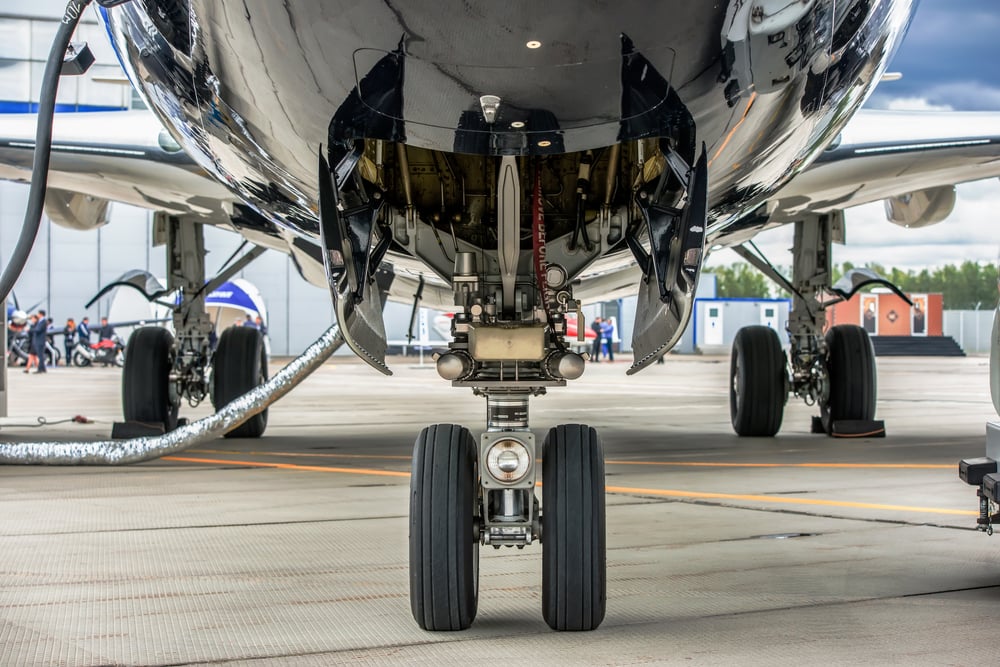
[408,409,606,631]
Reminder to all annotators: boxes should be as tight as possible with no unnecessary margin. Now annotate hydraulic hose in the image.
[0,323,345,465]
[0,0,94,303]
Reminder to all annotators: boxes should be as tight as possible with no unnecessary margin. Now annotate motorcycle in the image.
[7,330,61,367]
[72,336,125,367]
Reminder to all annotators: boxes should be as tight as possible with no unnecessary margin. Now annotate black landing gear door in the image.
[627,146,708,375]
[318,150,393,376]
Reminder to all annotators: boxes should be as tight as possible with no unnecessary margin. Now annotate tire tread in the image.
[213,326,268,438]
[122,327,176,429]
[409,424,478,631]
[730,326,786,437]
[823,325,876,431]
[542,424,606,631]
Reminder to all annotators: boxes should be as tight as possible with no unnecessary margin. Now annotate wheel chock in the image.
[830,420,885,438]
[111,421,166,439]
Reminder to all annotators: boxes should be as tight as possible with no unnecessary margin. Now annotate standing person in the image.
[31,309,49,373]
[590,316,603,362]
[98,317,115,341]
[63,318,76,366]
[600,317,615,362]
[255,315,270,356]
[77,316,91,346]
[23,313,39,373]
[243,314,255,328]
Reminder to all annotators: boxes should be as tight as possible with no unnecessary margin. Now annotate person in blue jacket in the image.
[77,316,91,346]
[600,318,614,362]
[29,309,49,373]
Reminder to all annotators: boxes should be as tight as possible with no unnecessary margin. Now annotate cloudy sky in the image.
[710,0,1000,273]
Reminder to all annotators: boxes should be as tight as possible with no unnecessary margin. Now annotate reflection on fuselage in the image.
[100,0,915,250]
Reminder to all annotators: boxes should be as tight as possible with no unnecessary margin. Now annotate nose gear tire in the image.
[409,424,480,631]
[542,424,606,631]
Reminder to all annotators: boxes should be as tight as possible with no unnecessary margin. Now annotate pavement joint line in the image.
[1,514,409,538]
[165,456,976,517]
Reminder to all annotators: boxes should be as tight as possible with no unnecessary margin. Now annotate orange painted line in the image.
[709,92,757,165]
[164,456,974,517]
[604,460,951,470]
[193,449,949,471]
[162,456,410,478]
[190,448,413,461]
[605,484,977,516]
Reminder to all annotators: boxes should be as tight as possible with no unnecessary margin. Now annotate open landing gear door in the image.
[318,151,393,375]
[627,146,708,375]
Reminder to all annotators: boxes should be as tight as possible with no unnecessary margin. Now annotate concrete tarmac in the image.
[1,353,998,665]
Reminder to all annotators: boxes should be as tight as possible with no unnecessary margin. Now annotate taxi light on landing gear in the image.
[486,439,531,483]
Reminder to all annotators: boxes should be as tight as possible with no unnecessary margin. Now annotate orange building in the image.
[826,292,942,337]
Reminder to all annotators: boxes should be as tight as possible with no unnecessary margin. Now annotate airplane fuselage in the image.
[101,0,916,250]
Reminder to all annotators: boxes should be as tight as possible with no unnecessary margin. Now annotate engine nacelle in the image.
[44,188,111,231]
[883,185,956,228]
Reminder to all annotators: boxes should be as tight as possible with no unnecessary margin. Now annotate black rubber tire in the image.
[72,350,91,367]
[409,423,479,631]
[730,326,787,437]
[122,327,177,430]
[212,326,268,438]
[542,424,606,631]
[822,324,877,433]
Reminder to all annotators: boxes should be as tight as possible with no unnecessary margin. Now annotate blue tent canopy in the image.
[205,279,267,324]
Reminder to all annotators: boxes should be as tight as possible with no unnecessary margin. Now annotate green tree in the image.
[712,262,773,298]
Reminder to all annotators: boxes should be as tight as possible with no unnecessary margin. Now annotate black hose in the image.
[0,0,94,303]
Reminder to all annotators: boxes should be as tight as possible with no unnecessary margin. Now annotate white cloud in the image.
[869,83,1000,112]
[884,97,954,112]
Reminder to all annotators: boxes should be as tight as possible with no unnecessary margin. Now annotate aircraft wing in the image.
[765,109,1000,224]
[0,110,234,225]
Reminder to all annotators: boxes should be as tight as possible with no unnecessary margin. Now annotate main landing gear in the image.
[121,214,268,437]
[729,213,881,437]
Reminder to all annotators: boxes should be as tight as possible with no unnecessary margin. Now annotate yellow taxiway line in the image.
[164,455,975,517]
[163,456,411,478]
[189,448,951,470]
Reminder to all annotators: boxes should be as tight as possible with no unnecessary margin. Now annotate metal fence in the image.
[943,309,996,354]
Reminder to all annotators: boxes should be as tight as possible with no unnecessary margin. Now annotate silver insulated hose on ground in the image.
[0,324,344,465]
